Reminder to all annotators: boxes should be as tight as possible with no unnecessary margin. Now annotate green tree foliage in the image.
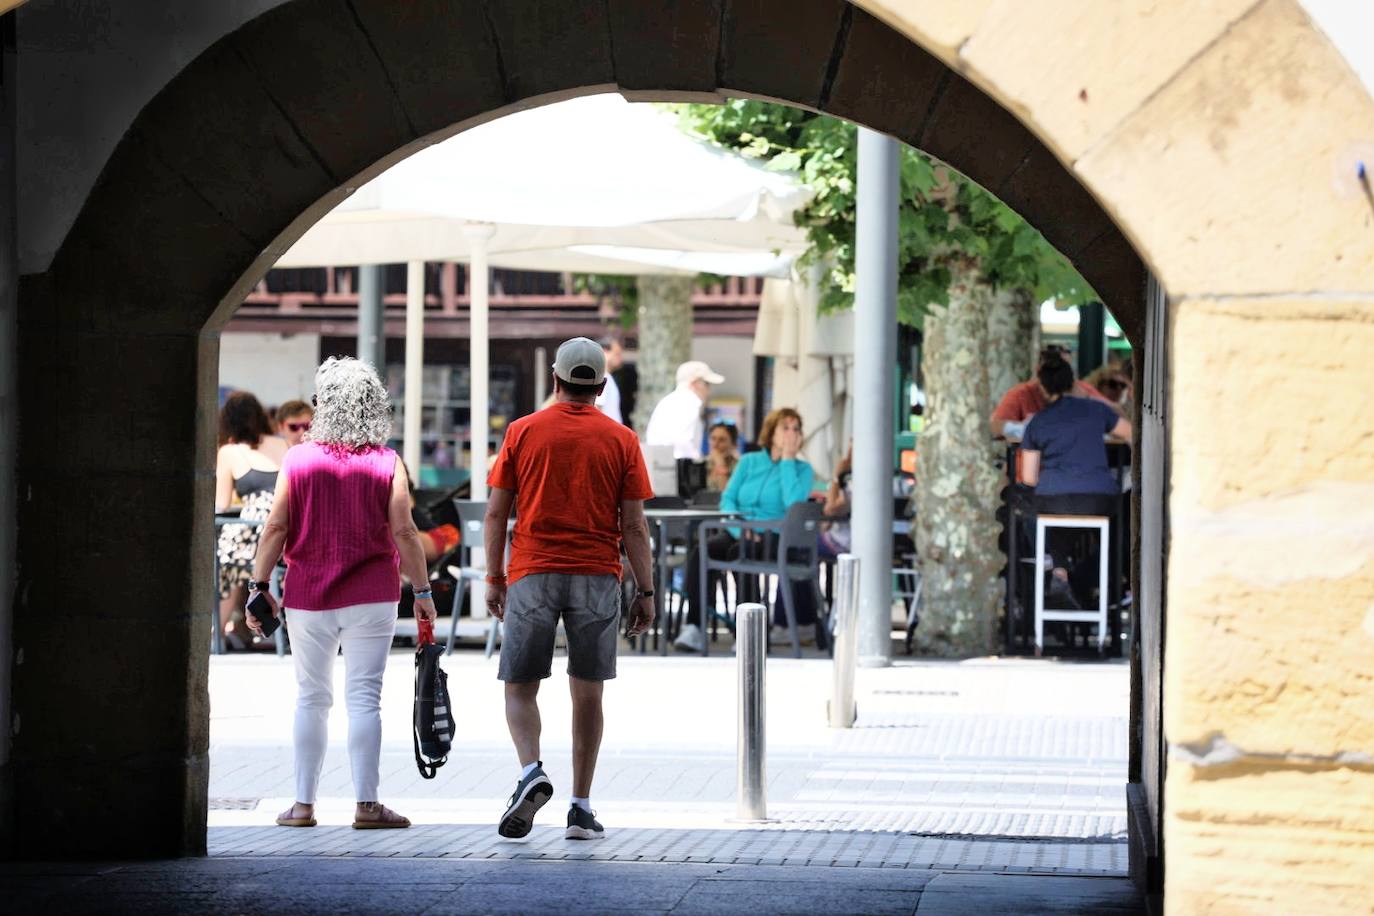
[675,99,1096,325]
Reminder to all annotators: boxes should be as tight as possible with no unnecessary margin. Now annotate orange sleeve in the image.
[991,384,1028,422]
[620,435,655,501]
[487,427,520,491]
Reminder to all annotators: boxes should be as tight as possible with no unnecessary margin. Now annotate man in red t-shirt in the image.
[484,337,655,843]
[990,346,1122,439]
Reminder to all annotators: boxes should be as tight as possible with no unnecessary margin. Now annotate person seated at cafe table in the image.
[677,407,816,652]
[990,345,1121,440]
[705,421,740,492]
[1018,351,1132,609]
[1085,363,1133,416]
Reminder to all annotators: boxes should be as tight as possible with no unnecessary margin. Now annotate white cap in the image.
[553,337,606,385]
[675,360,724,387]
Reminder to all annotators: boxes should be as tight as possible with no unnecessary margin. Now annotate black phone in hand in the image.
[246,590,280,638]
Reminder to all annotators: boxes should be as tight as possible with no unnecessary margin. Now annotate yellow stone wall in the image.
[856,1,1374,911]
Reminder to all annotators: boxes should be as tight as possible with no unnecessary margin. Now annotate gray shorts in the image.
[497,573,622,683]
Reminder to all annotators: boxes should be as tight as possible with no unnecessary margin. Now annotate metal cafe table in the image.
[640,507,738,655]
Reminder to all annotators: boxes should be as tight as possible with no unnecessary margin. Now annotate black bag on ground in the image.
[413,620,455,779]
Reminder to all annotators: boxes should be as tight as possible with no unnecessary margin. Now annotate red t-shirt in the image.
[487,401,654,584]
[992,379,1113,424]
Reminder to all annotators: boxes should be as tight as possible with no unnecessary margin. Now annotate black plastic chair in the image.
[696,501,826,658]
[642,495,689,650]
[690,489,722,508]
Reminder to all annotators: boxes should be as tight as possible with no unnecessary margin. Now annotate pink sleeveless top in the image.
[282,442,400,611]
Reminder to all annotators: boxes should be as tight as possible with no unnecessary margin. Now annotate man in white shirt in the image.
[644,361,725,460]
[594,336,624,424]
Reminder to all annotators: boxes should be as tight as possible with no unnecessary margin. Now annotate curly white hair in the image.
[307,357,392,450]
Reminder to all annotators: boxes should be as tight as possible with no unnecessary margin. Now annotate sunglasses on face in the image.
[1101,379,1127,391]
[286,421,311,432]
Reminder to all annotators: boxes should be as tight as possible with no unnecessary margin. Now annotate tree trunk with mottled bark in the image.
[985,287,1035,413]
[913,260,1005,656]
[632,275,695,432]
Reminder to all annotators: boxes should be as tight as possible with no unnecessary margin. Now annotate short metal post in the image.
[830,555,861,728]
[735,602,768,821]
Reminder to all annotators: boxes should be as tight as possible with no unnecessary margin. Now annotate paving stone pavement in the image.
[208,650,1132,879]
[0,857,1142,915]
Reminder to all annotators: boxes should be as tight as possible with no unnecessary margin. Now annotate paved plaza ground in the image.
[2,646,1142,913]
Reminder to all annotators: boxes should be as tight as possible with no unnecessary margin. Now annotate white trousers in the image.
[286,601,397,804]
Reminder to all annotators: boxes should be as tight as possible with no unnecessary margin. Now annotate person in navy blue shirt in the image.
[1019,352,1132,608]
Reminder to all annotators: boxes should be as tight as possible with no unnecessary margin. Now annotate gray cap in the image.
[553,336,607,385]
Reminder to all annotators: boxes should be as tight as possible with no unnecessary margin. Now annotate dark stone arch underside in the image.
[11,0,1145,857]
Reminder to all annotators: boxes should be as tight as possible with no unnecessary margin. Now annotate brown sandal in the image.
[276,803,317,827]
[352,802,411,830]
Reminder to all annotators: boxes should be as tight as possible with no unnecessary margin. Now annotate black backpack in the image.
[412,620,455,779]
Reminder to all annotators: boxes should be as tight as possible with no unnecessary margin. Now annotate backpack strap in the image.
[413,725,446,780]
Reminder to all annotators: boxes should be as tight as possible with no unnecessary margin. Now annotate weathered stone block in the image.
[13,314,210,858]
[721,0,847,108]
[230,0,416,185]
[997,143,1115,270]
[1074,0,1374,297]
[919,71,1039,193]
[607,0,722,93]
[133,39,337,256]
[1165,761,1374,914]
[349,0,507,140]
[1071,228,1146,347]
[44,134,258,330]
[1167,297,1374,511]
[481,0,616,104]
[824,6,945,142]
[961,0,1257,162]
[854,0,992,62]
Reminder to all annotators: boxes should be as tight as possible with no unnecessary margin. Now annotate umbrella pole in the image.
[463,224,496,501]
[403,260,425,478]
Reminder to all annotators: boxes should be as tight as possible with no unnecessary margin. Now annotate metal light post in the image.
[853,127,899,668]
[356,263,385,371]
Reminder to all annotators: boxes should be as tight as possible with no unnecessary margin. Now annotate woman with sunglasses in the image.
[276,399,315,447]
[1084,365,1132,414]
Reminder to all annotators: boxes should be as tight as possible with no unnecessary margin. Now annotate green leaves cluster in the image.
[674,99,1096,326]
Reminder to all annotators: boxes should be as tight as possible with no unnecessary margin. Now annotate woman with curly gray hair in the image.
[247,357,436,830]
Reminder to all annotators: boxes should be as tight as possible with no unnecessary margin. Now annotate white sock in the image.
[521,761,540,780]
[571,796,592,812]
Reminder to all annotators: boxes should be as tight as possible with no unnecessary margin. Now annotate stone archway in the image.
[10,1,1372,911]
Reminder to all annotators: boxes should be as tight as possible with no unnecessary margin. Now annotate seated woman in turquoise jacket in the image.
[675,408,816,652]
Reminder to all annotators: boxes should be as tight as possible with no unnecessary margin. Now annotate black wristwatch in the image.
[248,580,272,593]
[636,588,655,600]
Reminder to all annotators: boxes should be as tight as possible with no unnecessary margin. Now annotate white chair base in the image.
[1033,514,1109,654]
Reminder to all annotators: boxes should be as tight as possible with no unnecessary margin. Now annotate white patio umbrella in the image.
[275,93,809,494]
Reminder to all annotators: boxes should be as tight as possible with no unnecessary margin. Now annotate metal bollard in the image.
[735,602,768,821]
[829,554,861,728]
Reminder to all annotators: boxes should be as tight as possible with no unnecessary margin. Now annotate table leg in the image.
[655,520,668,656]
[210,545,223,656]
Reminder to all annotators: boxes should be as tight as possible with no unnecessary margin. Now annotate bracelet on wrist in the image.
[413,589,434,600]
[485,574,507,586]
